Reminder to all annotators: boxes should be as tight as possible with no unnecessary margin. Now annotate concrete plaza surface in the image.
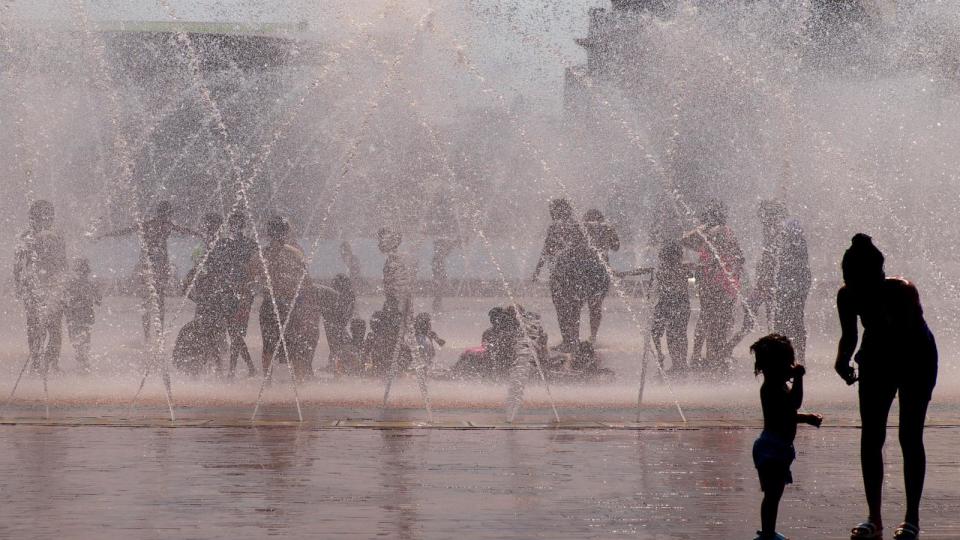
[0,416,957,540]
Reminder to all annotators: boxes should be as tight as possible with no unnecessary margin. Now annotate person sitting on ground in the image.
[337,318,367,376]
[452,306,510,379]
[364,310,398,376]
[751,334,822,540]
[836,234,937,540]
[64,257,102,373]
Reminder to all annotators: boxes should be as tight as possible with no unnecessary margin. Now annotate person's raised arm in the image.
[680,227,703,250]
[171,223,204,237]
[614,267,653,278]
[607,225,620,252]
[96,224,137,240]
[835,287,859,385]
[532,225,556,282]
[789,364,805,410]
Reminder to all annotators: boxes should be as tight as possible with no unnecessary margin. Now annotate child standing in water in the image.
[751,334,822,540]
[650,241,693,374]
[64,258,102,372]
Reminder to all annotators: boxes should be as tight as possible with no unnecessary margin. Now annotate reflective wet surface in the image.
[1,423,957,539]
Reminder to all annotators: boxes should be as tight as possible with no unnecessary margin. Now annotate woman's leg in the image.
[587,289,606,343]
[666,306,690,372]
[859,379,898,528]
[551,280,578,347]
[899,390,931,527]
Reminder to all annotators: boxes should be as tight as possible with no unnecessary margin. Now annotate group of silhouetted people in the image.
[531,197,811,379]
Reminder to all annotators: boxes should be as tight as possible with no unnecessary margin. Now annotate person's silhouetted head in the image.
[155,201,173,220]
[659,240,683,266]
[488,306,509,328]
[228,212,246,236]
[340,240,353,258]
[332,273,352,294]
[202,213,223,239]
[29,200,55,230]
[349,318,367,343]
[841,233,885,287]
[73,257,91,276]
[377,227,401,253]
[414,313,432,335]
[549,198,573,221]
[266,215,291,242]
[583,209,604,223]
[751,333,795,379]
[758,199,787,227]
[700,199,727,227]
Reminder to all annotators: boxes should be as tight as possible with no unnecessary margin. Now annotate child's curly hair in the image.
[750,333,795,376]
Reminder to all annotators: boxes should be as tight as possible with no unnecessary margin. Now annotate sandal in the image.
[754,532,789,540]
[893,522,920,540]
[851,521,883,539]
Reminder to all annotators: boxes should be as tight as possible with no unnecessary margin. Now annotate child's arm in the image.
[96,225,137,240]
[788,364,805,410]
[614,267,653,278]
[171,223,204,237]
[796,412,823,428]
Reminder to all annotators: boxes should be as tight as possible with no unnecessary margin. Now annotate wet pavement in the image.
[0,419,957,539]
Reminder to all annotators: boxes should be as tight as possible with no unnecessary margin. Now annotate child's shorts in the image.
[752,431,796,491]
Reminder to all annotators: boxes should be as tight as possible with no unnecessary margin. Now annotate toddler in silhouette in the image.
[64,258,102,372]
[337,318,367,376]
[751,334,822,540]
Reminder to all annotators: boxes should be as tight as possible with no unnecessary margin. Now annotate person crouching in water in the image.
[64,258,102,373]
[751,334,822,540]
[248,216,313,381]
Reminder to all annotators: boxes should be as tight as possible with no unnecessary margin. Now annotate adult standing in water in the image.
[749,200,788,329]
[14,200,67,373]
[248,215,312,380]
[772,215,811,363]
[836,234,937,540]
[681,199,744,372]
[582,209,620,344]
[532,198,589,352]
[97,201,201,341]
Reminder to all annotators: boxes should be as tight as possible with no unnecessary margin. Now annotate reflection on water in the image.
[2,425,956,539]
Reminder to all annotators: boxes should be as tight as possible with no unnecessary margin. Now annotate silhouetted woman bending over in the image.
[836,234,937,540]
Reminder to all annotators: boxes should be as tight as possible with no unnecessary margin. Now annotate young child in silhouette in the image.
[338,318,367,376]
[413,313,445,370]
[751,334,822,540]
[64,258,102,372]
